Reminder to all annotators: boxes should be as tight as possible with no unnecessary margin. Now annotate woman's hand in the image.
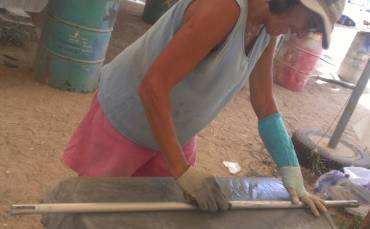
[176,166,230,212]
[280,166,327,216]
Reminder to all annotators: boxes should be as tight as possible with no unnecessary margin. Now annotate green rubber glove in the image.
[176,167,230,212]
[259,112,328,216]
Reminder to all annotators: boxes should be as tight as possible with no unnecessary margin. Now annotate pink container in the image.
[274,33,323,91]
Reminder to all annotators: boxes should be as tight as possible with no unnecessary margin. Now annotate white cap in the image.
[300,0,345,49]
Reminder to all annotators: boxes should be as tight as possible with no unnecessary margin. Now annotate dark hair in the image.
[268,0,301,14]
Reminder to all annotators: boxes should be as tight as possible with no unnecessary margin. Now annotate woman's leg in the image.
[62,93,157,176]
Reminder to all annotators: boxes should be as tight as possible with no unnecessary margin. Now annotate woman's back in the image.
[98,0,270,150]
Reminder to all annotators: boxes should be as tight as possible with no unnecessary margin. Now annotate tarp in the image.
[41,177,336,229]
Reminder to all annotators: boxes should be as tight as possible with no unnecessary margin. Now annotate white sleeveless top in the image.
[99,0,271,150]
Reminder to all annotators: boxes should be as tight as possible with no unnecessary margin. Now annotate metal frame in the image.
[328,60,370,148]
[11,200,359,215]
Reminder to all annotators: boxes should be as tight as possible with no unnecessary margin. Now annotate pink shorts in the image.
[62,93,196,177]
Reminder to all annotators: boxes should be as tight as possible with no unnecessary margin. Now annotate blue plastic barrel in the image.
[34,0,120,92]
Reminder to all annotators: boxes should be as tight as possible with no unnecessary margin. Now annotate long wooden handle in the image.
[11,200,359,215]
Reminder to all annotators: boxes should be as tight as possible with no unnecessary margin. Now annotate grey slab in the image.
[41,177,335,229]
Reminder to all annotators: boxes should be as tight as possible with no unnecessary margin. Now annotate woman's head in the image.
[264,0,322,38]
[268,0,300,14]
[264,0,345,49]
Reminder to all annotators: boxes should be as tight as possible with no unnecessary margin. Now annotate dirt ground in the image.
[1,1,369,228]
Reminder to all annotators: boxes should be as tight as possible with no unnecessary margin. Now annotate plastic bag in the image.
[343,167,370,189]
[315,167,370,198]
[315,168,370,218]
[314,170,347,198]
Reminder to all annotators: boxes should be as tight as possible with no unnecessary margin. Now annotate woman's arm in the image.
[139,0,239,177]
[249,37,278,119]
[249,38,327,216]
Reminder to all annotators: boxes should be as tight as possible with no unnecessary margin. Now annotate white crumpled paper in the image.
[223,161,241,174]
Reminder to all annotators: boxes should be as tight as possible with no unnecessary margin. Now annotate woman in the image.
[63,0,345,214]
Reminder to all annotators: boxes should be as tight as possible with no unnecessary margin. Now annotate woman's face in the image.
[264,4,321,38]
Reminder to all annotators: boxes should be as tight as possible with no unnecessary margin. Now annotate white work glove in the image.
[176,167,230,212]
[280,167,328,216]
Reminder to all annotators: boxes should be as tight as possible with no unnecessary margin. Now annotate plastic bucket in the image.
[34,0,120,92]
[338,31,370,84]
[274,33,323,92]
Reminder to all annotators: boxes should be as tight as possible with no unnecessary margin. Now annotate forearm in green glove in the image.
[258,112,327,216]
